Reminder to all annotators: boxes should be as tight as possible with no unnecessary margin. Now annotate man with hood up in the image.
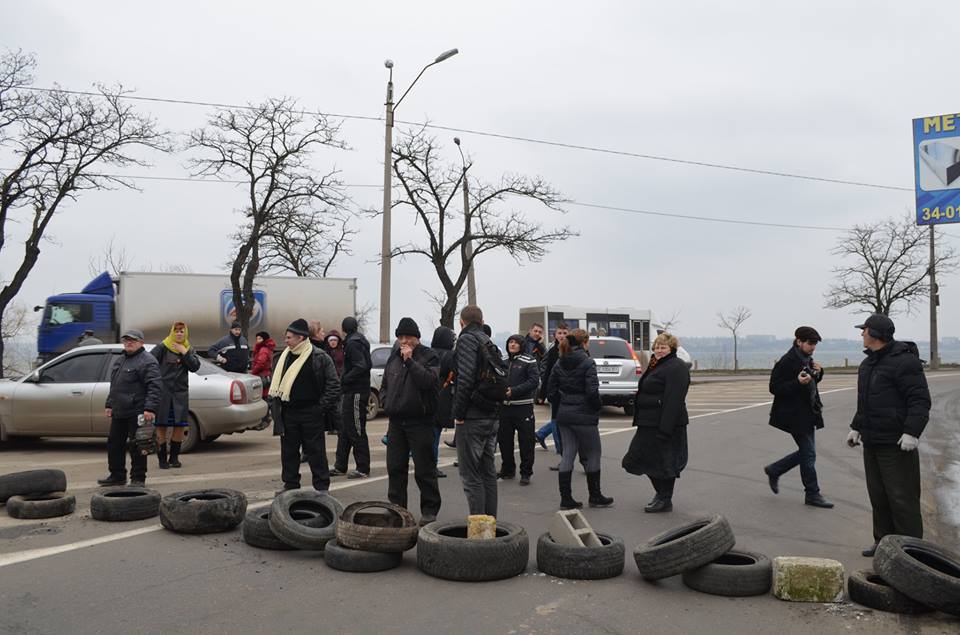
[333,316,372,479]
[497,334,541,485]
[431,326,457,477]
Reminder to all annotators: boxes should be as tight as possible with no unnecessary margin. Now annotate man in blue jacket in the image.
[497,334,540,485]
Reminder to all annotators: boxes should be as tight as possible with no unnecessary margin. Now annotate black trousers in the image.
[386,419,441,517]
[497,408,536,477]
[863,445,922,542]
[280,405,330,491]
[107,415,146,482]
[335,391,370,474]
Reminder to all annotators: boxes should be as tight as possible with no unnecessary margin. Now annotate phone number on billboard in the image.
[920,206,958,222]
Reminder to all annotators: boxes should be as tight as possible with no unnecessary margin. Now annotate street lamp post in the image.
[378,49,458,344]
[454,137,477,306]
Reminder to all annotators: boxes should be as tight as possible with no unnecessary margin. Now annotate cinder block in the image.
[467,514,496,539]
[548,510,601,548]
[772,556,845,603]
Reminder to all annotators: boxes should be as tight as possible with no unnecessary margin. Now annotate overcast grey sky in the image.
[3,0,958,343]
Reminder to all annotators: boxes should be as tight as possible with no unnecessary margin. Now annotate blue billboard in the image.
[913,112,960,225]
[219,289,266,329]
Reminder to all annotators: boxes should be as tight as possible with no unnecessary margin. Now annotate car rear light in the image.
[627,344,643,375]
[230,380,247,404]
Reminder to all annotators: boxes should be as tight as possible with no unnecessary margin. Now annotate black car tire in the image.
[633,514,736,581]
[90,487,161,521]
[336,501,419,553]
[874,534,960,616]
[324,539,403,572]
[681,549,772,596]
[416,520,529,582]
[179,416,201,454]
[0,469,67,504]
[366,391,380,420]
[242,507,329,550]
[159,488,247,534]
[847,569,934,614]
[6,492,75,519]
[536,532,624,580]
[269,490,343,551]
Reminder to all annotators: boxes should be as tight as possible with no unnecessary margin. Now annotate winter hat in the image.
[230,320,241,329]
[342,316,359,334]
[395,317,421,339]
[256,331,271,341]
[482,324,492,337]
[855,314,895,341]
[794,326,822,343]
[507,334,525,349]
[286,318,310,337]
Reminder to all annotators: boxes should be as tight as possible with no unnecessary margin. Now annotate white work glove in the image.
[898,434,919,452]
[846,430,861,447]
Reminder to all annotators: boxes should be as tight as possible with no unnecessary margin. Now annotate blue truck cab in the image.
[36,272,116,363]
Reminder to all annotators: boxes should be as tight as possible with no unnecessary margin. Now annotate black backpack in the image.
[472,339,509,411]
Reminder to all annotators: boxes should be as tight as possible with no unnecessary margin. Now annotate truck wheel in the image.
[179,416,201,454]
[90,487,161,522]
[6,492,76,519]
[159,489,247,534]
[366,392,380,420]
[633,514,735,581]
[0,469,67,504]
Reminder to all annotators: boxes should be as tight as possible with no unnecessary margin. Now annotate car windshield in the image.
[592,339,632,360]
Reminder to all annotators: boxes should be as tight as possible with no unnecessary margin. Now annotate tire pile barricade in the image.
[0,469,75,520]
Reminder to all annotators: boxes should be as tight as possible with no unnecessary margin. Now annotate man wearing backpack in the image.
[451,305,505,517]
[846,314,931,557]
[269,318,341,494]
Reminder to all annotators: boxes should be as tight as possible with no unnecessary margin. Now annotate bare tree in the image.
[187,97,346,337]
[0,51,169,376]
[354,301,376,335]
[386,128,573,327]
[659,309,682,333]
[1,303,35,376]
[88,234,134,278]
[717,306,752,373]
[256,202,356,277]
[824,215,957,316]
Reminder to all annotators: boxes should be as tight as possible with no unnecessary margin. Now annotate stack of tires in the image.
[848,535,960,616]
[0,469,75,520]
[633,514,773,597]
[417,519,529,582]
[243,489,342,551]
[325,502,419,573]
[160,489,247,534]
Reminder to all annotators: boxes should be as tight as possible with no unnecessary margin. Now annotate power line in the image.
[20,85,914,193]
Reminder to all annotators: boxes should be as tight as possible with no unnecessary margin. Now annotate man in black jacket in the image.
[382,318,441,524]
[523,323,547,367]
[209,321,250,372]
[846,314,931,557]
[333,316,372,478]
[452,305,500,517]
[431,326,457,477]
[498,334,541,484]
[763,326,834,509]
[98,329,163,487]
[269,318,340,493]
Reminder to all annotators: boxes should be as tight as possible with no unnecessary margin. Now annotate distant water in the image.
[686,349,960,370]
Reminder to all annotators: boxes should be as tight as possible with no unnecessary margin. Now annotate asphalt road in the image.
[1,374,959,634]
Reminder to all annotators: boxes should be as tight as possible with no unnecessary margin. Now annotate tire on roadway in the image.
[336,501,418,553]
[159,488,247,534]
[633,514,735,581]
[874,534,960,616]
[242,507,330,551]
[681,549,771,596]
[324,539,403,572]
[417,520,529,582]
[269,490,343,551]
[0,469,67,504]
[847,569,933,614]
[536,532,624,580]
[90,487,161,522]
[6,492,76,519]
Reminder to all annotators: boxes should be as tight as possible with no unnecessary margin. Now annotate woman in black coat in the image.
[151,322,201,469]
[622,332,690,513]
[546,329,613,510]
[762,326,833,509]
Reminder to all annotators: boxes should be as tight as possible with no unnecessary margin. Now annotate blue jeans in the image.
[536,401,563,454]
[767,431,820,496]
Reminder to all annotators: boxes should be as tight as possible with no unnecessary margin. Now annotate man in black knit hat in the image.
[333,315,372,478]
[381,317,441,525]
[763,325,834,509]
[269,318,340,493]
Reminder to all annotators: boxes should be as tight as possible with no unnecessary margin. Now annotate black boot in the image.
[169,441,183,468]
[558,471,582,510]
[645,478,673,513]
[157,445,169,470]
[586,471,613,508]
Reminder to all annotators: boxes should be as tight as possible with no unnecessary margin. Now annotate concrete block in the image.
[467,514,496,539]
[548,510,601,548]
[772,556,845,603]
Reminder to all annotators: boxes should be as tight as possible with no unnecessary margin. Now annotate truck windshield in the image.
[44,302,93,326]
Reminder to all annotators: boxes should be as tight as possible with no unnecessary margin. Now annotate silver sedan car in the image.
[0,344,266,453]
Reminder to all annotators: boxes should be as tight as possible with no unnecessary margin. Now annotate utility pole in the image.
[929,225,940,370]
[463,171,476,305]
[378,63,394,345]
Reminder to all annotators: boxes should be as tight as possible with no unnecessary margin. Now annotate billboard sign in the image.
[913,112,960,225]
[219,289,266,329]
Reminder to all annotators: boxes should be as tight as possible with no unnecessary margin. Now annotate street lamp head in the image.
[384,59,394,69]
[453,137,461,146]
[434,48,459,63]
